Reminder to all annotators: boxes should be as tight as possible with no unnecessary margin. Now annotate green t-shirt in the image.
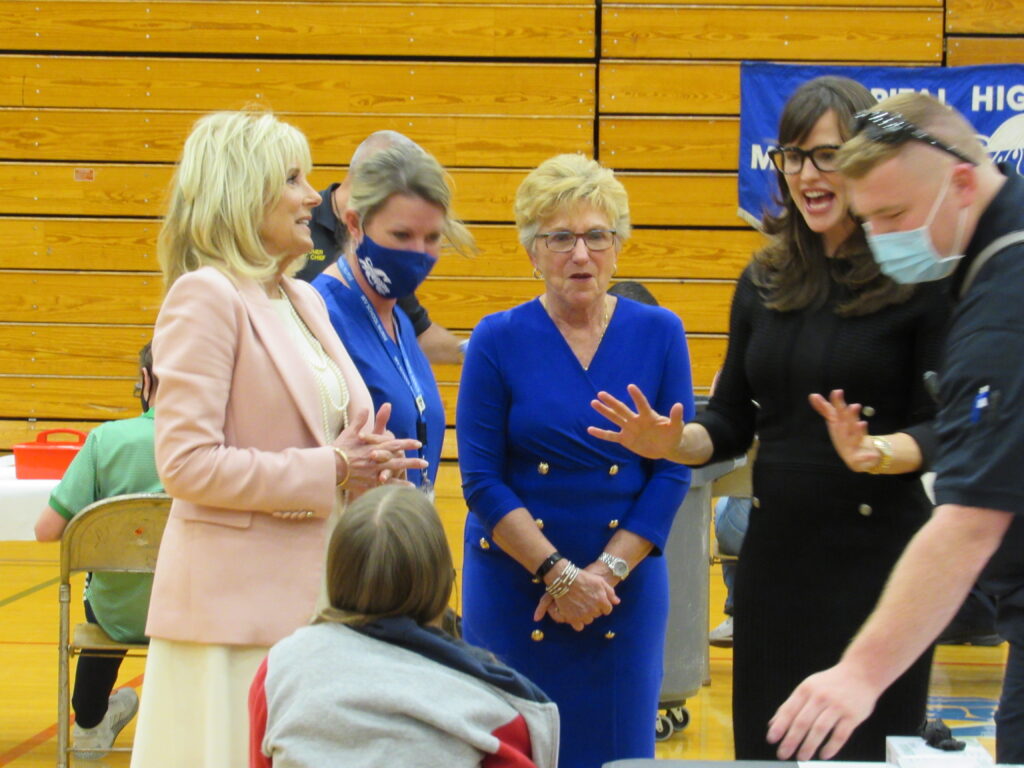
[49,409,162,643]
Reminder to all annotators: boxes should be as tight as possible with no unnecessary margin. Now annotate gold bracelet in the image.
[331,447,351,488]
[866,436,893,475]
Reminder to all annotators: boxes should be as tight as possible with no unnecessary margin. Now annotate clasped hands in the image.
[274,403,426,521]
[533,561,621,632]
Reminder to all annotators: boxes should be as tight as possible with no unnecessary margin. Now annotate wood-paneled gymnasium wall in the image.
[0,0,1020,455]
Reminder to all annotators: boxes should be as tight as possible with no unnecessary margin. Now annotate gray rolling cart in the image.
[656,447,753,740]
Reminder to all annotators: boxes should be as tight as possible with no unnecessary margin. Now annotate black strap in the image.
[534,551,563,581]
[960,230,1024,298]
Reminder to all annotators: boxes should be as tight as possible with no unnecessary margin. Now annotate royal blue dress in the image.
[313,275,444,490]
[457,296,693,768]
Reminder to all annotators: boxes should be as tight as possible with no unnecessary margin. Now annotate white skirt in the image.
[129,638,268,768]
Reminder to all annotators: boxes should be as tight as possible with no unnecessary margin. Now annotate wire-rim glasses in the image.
[536,229,617,253]
[852,110,977,165]
[768,144,841,175]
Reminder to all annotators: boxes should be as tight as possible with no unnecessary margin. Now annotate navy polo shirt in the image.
[932,166,1024,639]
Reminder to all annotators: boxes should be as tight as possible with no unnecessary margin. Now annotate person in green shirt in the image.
[35,342,162,760]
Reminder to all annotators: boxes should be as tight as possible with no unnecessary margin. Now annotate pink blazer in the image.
[148,266,374,647]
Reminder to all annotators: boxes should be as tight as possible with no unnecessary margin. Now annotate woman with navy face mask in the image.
[313,144,475,494]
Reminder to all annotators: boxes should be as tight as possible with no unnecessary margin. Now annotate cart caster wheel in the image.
[668,705,690,730]
[655,713,674,741]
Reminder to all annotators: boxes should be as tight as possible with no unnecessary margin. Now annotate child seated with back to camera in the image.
[249,486,560,768]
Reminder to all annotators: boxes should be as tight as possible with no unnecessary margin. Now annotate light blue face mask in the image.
[864,172,967,284]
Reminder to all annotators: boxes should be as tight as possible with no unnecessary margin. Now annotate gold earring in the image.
[612,262,618,278]
[533,268,542,280]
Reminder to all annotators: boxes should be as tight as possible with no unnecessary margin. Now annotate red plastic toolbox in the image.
[13,429,87,479]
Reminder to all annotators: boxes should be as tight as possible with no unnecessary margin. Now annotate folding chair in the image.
[57,492,171,768]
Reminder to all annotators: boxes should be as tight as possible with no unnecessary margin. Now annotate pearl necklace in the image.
[282,290,350,440]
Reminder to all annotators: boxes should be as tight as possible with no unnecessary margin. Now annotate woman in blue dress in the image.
[457,153,694,768]
[314,143,475,492]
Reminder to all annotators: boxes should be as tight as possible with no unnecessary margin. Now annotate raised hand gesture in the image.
[808,390,881,473]
[588,384,685,461]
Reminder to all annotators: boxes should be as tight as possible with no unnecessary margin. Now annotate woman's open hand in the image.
[333,404,427,493]
[588,384,685,461]
[808,390,880,473]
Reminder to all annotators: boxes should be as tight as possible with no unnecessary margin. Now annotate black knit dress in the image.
[694,265,952,761]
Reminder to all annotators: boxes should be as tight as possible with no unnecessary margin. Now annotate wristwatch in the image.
[599,552,630,581]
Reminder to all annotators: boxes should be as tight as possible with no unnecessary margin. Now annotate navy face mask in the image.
[355,233,437,299]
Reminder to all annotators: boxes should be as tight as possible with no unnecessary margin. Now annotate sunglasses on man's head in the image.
[851,110,977,165]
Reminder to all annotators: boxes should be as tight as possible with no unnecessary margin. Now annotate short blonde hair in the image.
[514,153,631,250]
[320,486,454,627]
[158,110,312,289]
[838,93,988,179]
[348,143,477,257]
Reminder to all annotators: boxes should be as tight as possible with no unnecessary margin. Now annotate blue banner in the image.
[738,62,1024,227]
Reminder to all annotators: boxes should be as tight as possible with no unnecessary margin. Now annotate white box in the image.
[886,735,994,768]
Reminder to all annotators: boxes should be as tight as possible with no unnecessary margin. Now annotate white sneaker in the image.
[709,616,734,647]
[72,687,139,760]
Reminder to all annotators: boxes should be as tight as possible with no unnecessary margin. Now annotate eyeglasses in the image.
[768,144,841,175]
[535,229,617,253]
[852,110,977,165]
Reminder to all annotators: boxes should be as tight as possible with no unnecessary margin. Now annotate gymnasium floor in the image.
[0,490,1006,766]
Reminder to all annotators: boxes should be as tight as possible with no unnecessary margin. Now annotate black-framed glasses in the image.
[768,144,841,175]
[536,229,617,253]
[852,110,977,165]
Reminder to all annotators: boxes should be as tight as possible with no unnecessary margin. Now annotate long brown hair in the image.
[317,486,454,627]
[752,76,914,316]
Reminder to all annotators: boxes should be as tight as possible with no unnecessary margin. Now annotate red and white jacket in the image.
[250,618,559,768]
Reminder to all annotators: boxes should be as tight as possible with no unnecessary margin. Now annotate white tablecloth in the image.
[0,454,58,541]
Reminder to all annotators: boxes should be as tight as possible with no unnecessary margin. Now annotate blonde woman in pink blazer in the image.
[129,111,427,768]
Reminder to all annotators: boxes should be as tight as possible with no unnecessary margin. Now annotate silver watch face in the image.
[611,559,629,578]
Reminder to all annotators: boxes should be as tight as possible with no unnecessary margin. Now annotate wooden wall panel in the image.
[600,61,740,115]
[600,117,740,171]
[623,174,740,228]
[417,278,736,333]
[0,420,102,452]
[0,377,136,420]
[0,2,595,58]
[0,324,152,377]
[602,6,942,62]
[0,109,593,167]
[0,165,748,229]
[0,164,528,222]
[0,218,159,272]
[0,272,162,325]
[608,0,939,6]
[2,56,595,116]
[946,0,1024,33]
[0,218,757,280]
[0,273,735,333]
[947,37,1024,65]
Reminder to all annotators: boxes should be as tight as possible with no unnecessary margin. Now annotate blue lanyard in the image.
[337,257,431,482]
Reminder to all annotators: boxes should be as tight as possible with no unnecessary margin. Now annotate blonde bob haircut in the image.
[158,110,313,289]
[837,93,988,180]
[514,153,631,251]
[348,143,477,257]
[318,486,454,627]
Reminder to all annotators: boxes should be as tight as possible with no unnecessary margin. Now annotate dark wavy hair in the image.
[751,76,914,316]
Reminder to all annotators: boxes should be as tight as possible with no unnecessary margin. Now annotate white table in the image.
[0,454,58,540]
